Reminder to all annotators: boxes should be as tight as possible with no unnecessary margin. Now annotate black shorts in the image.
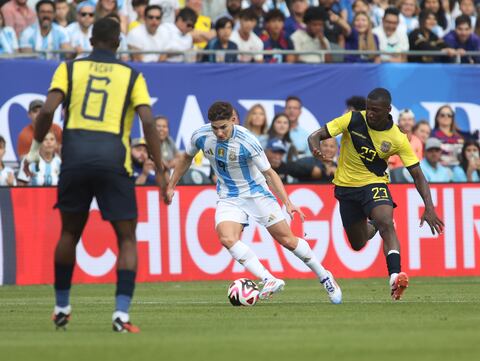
[334,183,396,228]
[56,169,137,221]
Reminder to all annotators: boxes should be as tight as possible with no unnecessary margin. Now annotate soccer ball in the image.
[227,278,260,306]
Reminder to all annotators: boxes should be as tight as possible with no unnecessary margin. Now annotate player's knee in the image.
[277,235,296,250]
[350,241,366,251]
[219,236,237,249]
[375,218,394,234]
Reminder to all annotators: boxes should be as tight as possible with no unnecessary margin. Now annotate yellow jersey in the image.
[326,111,419,187]
[49,49,151,175]
[194,14,212,49]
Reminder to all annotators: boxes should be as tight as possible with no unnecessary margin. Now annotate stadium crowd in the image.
[0,0,480,62]
[1,96,479,186]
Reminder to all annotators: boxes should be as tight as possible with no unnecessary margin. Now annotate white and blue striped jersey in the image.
[19,23,70,60]
[17,155,61,186]
[187,125,274,199]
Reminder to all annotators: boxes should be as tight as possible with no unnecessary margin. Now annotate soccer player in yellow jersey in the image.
[24,18,168,332]
[308,88,444,300]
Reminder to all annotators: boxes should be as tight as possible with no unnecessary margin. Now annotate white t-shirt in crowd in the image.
[373,25,409,61]
[157,23,193,62]
[230,30,264,63]
[0,165,16,186]
[290,29,330,63]
[127,24,164,62]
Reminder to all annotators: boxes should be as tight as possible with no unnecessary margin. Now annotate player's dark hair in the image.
[383,7,400,18]
[455,14,472,28]
[215,16,234,31]
[177,7,198,24]
[145,5,163,18]
[303,6,328,24]
[208,102,234,122]
[238,8,258,21]
[36,0,55,13]
[0,135,5,147]
[286,95,302,105]
[367,88,392,104]
[92,17,120,46]
[265,9,285,23]
[346,96,366,111]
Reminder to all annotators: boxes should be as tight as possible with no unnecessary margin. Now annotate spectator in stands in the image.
[54,0,70,27]
[345,95,366,112]
[0,135,16,186]
[155,115,179,170]
[130,138,156,186]
[95,0,128,34]
[203,16,238,62]
[371,0,389,27]
[319,0,351,49]
[66,1,95,57]
[17,131,62,186]
[104,12,130,61]
[260,9,295,63]
[214,0,241,28]
[17,99,62,158]
[19,0,72,59]
[150,0,179,24]
[285,95,310,156]
[127,5,164,62]
[408,9,455,62]
[431,104,464,166]
[249,0,267,35]
[345,12,380,63]
[413,119,432,145]
[475,16,480,37]
[373,7,409,62]
[244,104,268,144]
[265,0,290,18]
[457,0,477,29]
[284,0,307,38]
[128,0,149,31]
[291,6,332,63]
[158,7,197,62]
[0,11,19,54]
[1,0,36,37]
[230,8,264,63]
[452,140,480,182]
[420,0,449,37]
[267,113,298,161]
[416,137,452,182]
[398,0,419,35]
[351,0,371,18]
[186,0,215,49]
[265,137,290,182]
[443,14,480,63]
[388,109,424,169]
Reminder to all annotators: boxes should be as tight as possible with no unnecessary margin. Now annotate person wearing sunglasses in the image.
[66,1,95,57]
[431,105,464,167]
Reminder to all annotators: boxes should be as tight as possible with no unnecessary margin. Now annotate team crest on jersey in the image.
[217,148,225,158]
[380,141,392,153]
[229,151,236,161]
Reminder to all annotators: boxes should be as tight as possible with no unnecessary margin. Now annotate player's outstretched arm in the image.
[307,126,332,161]
[262,167,305,222]
[165,152,195,205]
[408,165,445,235]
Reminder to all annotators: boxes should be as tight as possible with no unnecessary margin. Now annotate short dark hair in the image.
[0,135,5,147]
[145,4,163,18]
[132,0,148,7]
[455,14,472,28]
[238,8,258,21]
[92,17,120,45]
[215,16,234,31]
[383,7,400,18]
[265,9,285,23]
[208,102,234,122]
[286,95,302,105]
[36,0,55,13]
[177,7,198,24]
[367,88,392,104]
[418,9,436,27]
[303,6,327,24]
[346,96,366,111]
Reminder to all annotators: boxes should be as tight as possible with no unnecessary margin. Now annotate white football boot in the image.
[259,278,285,300]
[320,271,342,304]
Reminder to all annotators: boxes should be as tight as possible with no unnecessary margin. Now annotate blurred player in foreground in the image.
[24,17,167,333]
[166,101,342,304]
[308,88,444,300]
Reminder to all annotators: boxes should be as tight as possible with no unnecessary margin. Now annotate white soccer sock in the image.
[292,238,329,280]
[228,241,273,281]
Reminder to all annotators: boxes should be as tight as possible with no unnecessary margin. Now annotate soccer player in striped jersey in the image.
[166,101,342,303]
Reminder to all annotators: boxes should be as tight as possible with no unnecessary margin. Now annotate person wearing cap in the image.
[17,99,63,158]
[131,138,156,185]
[265,137,289,181]
[418,138,453,182]
[309,87,444,301]
[66,0,96,57]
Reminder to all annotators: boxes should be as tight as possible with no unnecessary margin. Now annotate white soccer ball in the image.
[227,278,260,306]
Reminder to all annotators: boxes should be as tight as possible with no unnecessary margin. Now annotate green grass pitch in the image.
[1,277,479,361]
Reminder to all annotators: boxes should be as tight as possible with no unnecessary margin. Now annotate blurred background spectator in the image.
[420,0,448,38]
[155,115,179,171]
[345,11,380,63]
[17,130,61,186]
[267,113,298,161]
[95,0,128,33]
[244,103,268,144]
[203,16,238,62]
[260,9,295,63]
[443,14,480,63]
[345,95,366,112]
[230,8,264,63]
[214,0,241,29]
[0,135,16,186]
[452,139,480,182]
[186,0,215,49]
[131,137,157,185]
[17,99,62,158]
[285,95,310,156]
[373,7,409,63]
[54,0,71,27]
[128,0,148,31]
[150,0,179,24]
[431,104,464,166]
[249,0,266,35]
[1,0,36,38]
[415,137,452,182]
[0,10,19,54]
[284,0,307,38]
[67,1,95,57]
[412,119,432,145]
[398,0,419,35]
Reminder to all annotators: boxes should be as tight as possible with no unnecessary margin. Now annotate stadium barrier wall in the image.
[1,61,480,164]
[1,184,479,286]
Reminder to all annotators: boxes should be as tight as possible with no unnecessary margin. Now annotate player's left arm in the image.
[262,167,305,222]
[407,165,444,235]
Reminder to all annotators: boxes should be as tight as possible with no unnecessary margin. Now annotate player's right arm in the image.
[308,112,351,161]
